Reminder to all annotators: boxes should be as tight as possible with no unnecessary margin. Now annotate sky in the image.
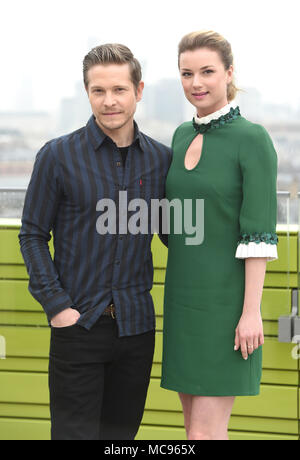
[1,0,300,112]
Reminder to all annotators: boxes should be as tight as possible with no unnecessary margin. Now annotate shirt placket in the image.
[111,145,131,323]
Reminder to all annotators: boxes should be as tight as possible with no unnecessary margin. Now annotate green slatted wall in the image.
[0,220,299,440]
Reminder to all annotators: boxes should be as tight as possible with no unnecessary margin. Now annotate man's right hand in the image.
[50,308,81,328]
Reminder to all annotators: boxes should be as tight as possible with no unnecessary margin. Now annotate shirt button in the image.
[116,161,121,167]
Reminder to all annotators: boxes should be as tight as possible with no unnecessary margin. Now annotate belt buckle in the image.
[109,303,115,319]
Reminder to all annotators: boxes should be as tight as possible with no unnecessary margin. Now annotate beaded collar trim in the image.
[194,102,236,124]
[192,105,241,134]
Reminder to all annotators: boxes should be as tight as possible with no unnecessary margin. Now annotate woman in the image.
[160,30,278,441]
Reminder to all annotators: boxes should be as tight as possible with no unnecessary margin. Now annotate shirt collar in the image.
[86,115,145,152]
[194,101,237,125]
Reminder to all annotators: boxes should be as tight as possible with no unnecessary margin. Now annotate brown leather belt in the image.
[102,302,116,319]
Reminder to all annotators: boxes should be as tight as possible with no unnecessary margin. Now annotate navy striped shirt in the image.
[19,116,172,336]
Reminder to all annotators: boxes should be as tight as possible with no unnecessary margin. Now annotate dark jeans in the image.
[48,315,155,440]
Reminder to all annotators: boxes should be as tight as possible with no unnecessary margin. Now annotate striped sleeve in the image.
[18,142,75,321]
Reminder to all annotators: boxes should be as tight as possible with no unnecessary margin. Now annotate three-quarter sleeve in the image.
[235,124,278,262]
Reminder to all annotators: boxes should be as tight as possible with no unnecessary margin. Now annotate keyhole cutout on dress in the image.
[184,134,204,171]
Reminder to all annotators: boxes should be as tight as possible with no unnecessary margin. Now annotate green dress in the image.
[160,105,278,396]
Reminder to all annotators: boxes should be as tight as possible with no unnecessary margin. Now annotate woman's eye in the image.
[182,72,192,77]
[204,70,214,74]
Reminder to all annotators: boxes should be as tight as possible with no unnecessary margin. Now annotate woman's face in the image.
[179,47,233,117]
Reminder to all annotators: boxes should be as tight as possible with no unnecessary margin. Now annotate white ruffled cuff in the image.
[235,242,278,262]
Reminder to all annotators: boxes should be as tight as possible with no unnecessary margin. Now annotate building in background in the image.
[58,82,92,135]
[0,82,299,222]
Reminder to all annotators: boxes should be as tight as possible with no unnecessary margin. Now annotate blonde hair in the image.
[178,30,240,102]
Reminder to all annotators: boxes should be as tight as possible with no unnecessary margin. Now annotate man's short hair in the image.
[83,43,142,90]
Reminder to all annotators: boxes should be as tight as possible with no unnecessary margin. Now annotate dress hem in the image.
[160,381,260,397]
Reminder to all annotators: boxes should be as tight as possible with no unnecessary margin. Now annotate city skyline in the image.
[1,0,300,112]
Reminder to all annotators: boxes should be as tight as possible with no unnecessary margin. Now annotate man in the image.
[19,44,172,440]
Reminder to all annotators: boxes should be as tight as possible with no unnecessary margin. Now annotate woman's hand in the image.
[234,310,264,360]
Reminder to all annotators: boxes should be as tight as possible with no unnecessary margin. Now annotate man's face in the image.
[86,63,144,134]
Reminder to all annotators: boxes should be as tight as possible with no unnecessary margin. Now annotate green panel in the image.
[137,425,185,440]
[0,418,297,440]
[144,380,185,412]
[153,333,163,365]
[263,321,278,337]
[151,363,161,378]
[155,317,163,332]
[0,265,29,280]
[142,410,298,435]
[228,431,298,441]
[264,273,298,289]
[261,369,299,386]
[0,372,49,404]
[0,230,24,264]
[229,415,298,435]
[0,311,47,326]
[0,403,50,420]
[151,285,164,316]
[0,418,50,440]
[136,425,298,441]
[0,280,43,310]
[145,379,298,419]
[233,385,298,419]
[0,357,49,373]
[0,228,54,264]
[263,339,298,370]
[269,235,297,273]
[261,289,292,320]
[153,269,166,284]
[0,326,50,358]
[142,410,184,427]
[151,234,168,269]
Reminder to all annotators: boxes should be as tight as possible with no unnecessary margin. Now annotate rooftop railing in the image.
[0,187,298,224]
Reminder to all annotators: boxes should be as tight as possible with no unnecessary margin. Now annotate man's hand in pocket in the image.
[50,308,80,328]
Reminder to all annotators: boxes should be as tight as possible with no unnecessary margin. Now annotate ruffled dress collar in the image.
[193,101,241,134]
